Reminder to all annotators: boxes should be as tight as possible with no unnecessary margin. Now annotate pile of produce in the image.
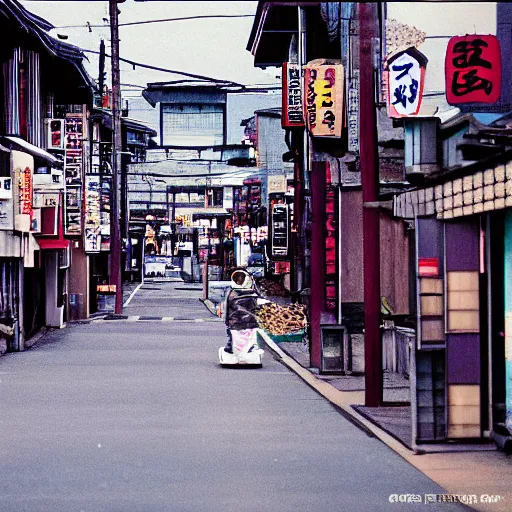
[257,302,308,335]
[256,278,289,297]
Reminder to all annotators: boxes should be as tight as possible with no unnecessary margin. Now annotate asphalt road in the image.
[0,282,467,512]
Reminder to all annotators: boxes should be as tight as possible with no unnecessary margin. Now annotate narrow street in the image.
[0,282,464,512]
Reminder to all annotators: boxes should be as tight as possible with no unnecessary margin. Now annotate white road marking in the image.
[123,283,143,307]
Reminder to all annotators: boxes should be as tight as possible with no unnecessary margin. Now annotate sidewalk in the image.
[259,332,512,512]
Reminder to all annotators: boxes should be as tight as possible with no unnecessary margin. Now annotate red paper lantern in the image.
[445,34,501,105]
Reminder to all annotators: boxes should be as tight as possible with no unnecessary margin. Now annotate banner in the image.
[12,150,34,232]
[304,59,344,138]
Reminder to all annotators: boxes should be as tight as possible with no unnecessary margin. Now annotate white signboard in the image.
[0,177,13,200]
[33,192,59,208]
[0,199,13,230]
[387,50,425,118]
[268,174,287,194]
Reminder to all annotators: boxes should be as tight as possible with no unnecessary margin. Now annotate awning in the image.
[3,136,59,164]
[37,238,69,250]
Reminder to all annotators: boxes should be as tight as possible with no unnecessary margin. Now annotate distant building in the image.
[128,81,281,280]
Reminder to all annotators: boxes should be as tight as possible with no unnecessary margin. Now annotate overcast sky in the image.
[20,0,279,97]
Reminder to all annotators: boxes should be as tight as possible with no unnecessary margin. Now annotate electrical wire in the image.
[126,169,260,178]
[82,48,244,87]
[55,14,255,30]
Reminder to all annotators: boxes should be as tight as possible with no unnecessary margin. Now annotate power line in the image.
[82,48,244,86]
[126,169,259,178]
[55,14,255,29]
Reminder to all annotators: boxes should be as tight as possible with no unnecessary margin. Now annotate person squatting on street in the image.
[223,269,268,354]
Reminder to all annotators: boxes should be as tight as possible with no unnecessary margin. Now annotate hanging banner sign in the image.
[347,70,360,153]
[12,151,33,216]
[84,175,101,252]
[282,62,304,128]
[386,47,427,118]
[304,59,344,138]
[445,34,501,105]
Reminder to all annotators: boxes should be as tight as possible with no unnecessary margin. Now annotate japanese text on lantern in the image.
[19,166,32,216]
[445,35,501,105]
[282,62,304,128]
[304,60,344,138]
[387,48,427,118]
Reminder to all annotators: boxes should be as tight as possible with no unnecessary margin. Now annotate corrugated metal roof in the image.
[0,0,95,90]
[2,136,59,164]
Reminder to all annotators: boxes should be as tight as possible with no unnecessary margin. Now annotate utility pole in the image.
[98,39,105,103]
[109,0,123,314]
[359,3,383,406]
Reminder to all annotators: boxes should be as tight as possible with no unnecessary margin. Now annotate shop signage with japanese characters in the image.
[18,166,32,216]
[445,34,501,105]
[347,70,360,153]
[64,111,85,235]
[84,175,101,252]
[84,129,112,253]
[386,47,427,118]
[304,59,344,138]
[282,62,304,128]
[11,150,34,230]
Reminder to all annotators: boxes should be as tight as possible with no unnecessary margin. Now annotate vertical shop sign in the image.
[64,111,85,235]
[386,47,427,118]
[445,34,501,105]
[304,59,344,138]
[19,166,33,216]
[84,175,101,252]
[86,133,112,252]
[282,62,304,128]
[347,69,360,153]
[11,151,34,232]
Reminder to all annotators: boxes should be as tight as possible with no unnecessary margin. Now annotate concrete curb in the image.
[258,330,419,465]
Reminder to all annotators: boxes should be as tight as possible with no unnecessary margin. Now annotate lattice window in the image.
[161,104,223,147]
